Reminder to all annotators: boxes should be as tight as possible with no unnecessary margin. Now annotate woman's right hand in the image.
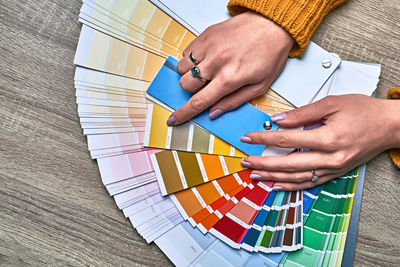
[167,11,295,126]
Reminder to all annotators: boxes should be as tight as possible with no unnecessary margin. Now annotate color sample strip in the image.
[78,103,148,116]
[114,181,160,209]
[188,170,252,226]
[208,182,273,248]
[76,89,147,103]
[282,169,359,266]
[90,145,150,159]
[150,150,245,195]
[74,66,150,93]
[196,182,256,234]
[170,169,252,220]
[97,149,161,185]
[189,238,284,267]
[144,103,247,157]
[87,131,145,151]
[155,221,217,267]
[74,25,165,82]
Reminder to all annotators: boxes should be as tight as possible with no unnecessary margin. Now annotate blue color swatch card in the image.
[146,57,277,156]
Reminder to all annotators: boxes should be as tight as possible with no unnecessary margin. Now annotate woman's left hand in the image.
[240,94,400,190]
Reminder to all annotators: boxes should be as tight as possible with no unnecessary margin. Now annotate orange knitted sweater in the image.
[227,0,348,57]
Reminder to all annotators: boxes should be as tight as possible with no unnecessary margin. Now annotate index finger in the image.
[167,78,232,125]
[242,127,334,152]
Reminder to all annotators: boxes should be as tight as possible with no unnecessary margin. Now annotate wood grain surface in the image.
[0,0,399,266]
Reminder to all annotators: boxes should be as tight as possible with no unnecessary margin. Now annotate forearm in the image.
[227,0,348,57]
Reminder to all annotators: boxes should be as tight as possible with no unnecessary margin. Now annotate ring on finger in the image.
[189,51,200,65]
[311,169,319,182]
[191,66,209,82]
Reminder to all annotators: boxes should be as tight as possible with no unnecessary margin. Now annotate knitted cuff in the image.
[387,88,400,168]
[227,0,347,57]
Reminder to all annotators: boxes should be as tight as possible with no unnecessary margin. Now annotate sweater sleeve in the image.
[227,0,348,57]
[387,88,400,168]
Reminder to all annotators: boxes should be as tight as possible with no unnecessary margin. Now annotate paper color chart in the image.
[150,150,245,195]
[71,0,370,265]
[144,104,248,157]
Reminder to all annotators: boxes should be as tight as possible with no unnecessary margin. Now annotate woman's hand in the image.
[240,94,400,190]
[166,11,294,126]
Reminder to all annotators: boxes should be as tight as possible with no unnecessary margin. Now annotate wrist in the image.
[243,11,295,52]
[382,99,400,148]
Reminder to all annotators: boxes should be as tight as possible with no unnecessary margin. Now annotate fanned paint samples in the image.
[72,0,378,265]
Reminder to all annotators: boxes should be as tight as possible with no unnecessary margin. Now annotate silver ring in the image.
[311,169,319,182]
[191,66,208,82]
[189,51,200,65]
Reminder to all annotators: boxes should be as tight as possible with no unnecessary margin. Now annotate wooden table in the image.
[1,0,399,265]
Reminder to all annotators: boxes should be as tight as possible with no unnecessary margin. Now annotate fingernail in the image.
[250,173,262,180]
[241,160,251,168]
[209,109,223,120]
[240,136,252,143]
[166,115,176,126]
[272,186,283,191]
[271,112,287,122]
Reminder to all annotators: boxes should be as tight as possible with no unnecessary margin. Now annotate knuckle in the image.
[284,184,297,191]
[220,67,240,89]
[276,134,289,147]
[189,95,207,112]
[294,174,307,183]
[205,24,217,33]
[321,131,338,151]
[293,106,305,120]
[322,95,337,107]
[331,152,347,169]
[179,77,190,90]
[224,97,243,111]
[255,86,267,96]
[176,61,186,74]
[217,45,232,62]
[282,161,296,172]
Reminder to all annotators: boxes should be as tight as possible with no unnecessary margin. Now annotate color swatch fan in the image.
[73,0,377,266]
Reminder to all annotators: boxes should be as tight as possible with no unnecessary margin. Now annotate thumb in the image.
[271,96,335,128]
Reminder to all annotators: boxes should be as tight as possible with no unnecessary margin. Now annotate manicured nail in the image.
[166,115,176,126]
[241,160,251,168]
[209,109,223,119]
[240,136,252,143]
[271,112,287,122]
[250,173,262,180]
[272,186,283,191]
